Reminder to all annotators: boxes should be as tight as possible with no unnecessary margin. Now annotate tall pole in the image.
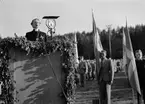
[106,25,112,58]
[74,32,79,65]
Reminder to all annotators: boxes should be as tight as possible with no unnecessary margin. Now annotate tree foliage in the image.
[64,24,145,59]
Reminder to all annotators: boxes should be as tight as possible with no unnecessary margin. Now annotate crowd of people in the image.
[75,57,123,87]
[75,49,145,104]
[75,57,96,87]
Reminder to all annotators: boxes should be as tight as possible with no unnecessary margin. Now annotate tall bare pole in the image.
[74,32,79,65]
[106,25,112,58]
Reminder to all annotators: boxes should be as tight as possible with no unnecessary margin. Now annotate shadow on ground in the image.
[74,72,143,104]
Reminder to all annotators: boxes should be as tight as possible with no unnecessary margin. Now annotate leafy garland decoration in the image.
[0,36,76,103]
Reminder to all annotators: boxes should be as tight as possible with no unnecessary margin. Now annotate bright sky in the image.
[0,0,145,38]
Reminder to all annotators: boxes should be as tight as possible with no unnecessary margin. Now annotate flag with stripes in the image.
[123,23,141,94]
[92,12,103,78]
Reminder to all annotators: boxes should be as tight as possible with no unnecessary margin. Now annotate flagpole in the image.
[132,88,136,104]
[124,17,141,103]
[92,11,106,104]
[92,10,101,104]
[106,25,112,58]
[125,17,135,104]
[125,17,136,104]
[74,32,79,66]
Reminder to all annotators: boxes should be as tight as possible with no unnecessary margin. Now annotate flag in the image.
[123,21,141,94]
[92,12,103,78]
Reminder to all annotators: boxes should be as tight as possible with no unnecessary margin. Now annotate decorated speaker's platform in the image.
[0,34,77,104]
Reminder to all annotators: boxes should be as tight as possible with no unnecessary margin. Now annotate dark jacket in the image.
[25,30,47,42]
[78,61,88,74]
[98,58,114,83]
[136,59,145,88]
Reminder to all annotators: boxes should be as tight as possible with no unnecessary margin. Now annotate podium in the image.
[0,35,77,104]
[9,48,66,104]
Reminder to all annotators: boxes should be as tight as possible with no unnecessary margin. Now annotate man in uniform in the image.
[90,60,96,80]
[78,56,88,87]
[86,60,92,80]
[98,50,114,104]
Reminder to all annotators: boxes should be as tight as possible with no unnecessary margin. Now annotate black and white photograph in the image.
[0,0,145,104]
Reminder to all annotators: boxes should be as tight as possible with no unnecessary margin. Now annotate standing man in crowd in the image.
[98,50,114,104]
[91,60,96,80]
[86,60,92,80]
[78,56,88,87]
[25,18,47,42]
[135,49,145,104]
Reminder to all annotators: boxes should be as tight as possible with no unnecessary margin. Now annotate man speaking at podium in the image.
[25,18,47,42]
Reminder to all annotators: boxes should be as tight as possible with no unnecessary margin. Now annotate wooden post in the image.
[108,30,112,58]
[132,88,136,104]
[92,98,99,104]
[106,25,112,58]
[74,32,79,65]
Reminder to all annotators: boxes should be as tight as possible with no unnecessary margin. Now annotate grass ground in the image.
[73,72,144,104]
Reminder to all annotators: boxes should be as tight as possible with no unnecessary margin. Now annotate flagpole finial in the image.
[91,9,94,15]
[125,16,127,21]
[106,24,112,30]
[125,16,128,26]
